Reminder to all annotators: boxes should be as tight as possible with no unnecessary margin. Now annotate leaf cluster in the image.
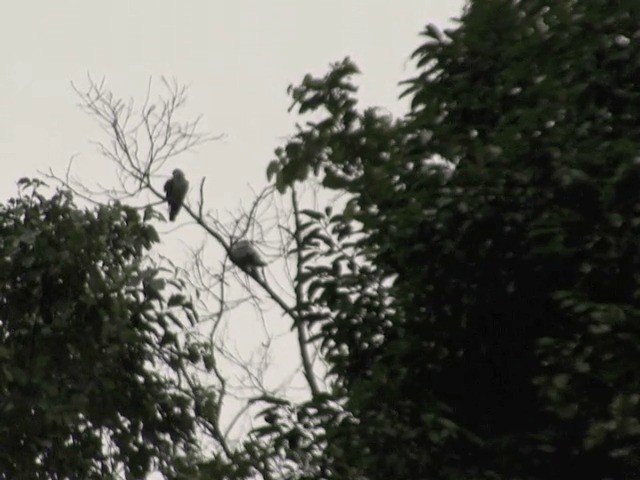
[267,1,640,478]
[0,180,203,479]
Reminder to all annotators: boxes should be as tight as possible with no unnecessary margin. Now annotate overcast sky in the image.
[1,0,466,466]
[1,1,464,204]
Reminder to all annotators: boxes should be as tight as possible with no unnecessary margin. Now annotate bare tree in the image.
[47,77,332,478]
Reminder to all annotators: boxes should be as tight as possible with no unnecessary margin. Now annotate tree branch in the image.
[290,188,322,398]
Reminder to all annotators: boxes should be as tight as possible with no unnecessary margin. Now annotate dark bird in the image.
[163,169,189,221]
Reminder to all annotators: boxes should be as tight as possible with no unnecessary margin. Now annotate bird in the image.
[229,239,267,275]
[163,169,189,221]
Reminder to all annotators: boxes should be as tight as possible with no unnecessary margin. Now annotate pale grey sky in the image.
[1,1,464,203]
[1,1,466,470]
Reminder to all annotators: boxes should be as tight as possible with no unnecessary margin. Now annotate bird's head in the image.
[172,169,185,178]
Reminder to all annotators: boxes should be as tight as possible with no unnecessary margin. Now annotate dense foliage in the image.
[5,1,640,479]
[269,0,640,478]
[0,180,204,479]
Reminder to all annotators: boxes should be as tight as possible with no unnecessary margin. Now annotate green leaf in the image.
[300,209,325,221]
[167,293,186,307]
[322,169,350,189]
[266,160,280,181]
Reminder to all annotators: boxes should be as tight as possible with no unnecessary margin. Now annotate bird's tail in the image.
[169,205,181,221]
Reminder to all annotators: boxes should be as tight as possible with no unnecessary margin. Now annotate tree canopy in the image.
[269,0,640,478]
[4,1,640,479]
[0,179,206,479]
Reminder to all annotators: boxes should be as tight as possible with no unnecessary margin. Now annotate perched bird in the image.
[229,239,267,275]
[163,169,189,221]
